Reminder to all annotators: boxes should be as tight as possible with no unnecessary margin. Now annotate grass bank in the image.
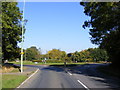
[2,74,27,88]
[2,66,27,73]
[2,66,35,88]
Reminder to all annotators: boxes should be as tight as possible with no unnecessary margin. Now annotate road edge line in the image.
[17,68,39,88]
[77,80,90,90]
[68,72,72,75]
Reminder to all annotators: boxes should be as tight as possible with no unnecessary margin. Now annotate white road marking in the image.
[68,72,72,75]
[77,80,90,90]
[17,68,39,88]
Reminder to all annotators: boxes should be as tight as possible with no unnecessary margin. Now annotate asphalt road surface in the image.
[18,64,120,89]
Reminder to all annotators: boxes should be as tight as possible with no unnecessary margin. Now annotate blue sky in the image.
[18,2,97,54]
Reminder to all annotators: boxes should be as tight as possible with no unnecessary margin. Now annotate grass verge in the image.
[10,61,107,68]
[10,61,90,66]
[2,74,28,88]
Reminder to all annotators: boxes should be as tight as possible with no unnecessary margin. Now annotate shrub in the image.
[32,60,42,62]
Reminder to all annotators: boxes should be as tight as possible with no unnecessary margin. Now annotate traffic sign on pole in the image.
[21,0,25,73]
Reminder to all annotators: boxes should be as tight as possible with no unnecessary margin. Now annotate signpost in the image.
[21,0,25,73]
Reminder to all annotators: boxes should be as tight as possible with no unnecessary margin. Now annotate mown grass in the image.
[10,61,34,65]
[2,74,28,88]
[10,61,89,66]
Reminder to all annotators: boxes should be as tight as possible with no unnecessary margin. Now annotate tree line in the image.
[24,46,108,63]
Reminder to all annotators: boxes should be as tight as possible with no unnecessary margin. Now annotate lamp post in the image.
[21,0,25,73]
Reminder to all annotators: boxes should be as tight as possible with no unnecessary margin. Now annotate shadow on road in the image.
[40,66,65,73]
[39,64,78,73]
[67,64,120,89]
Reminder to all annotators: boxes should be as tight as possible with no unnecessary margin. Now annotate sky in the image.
[18,2,98,54]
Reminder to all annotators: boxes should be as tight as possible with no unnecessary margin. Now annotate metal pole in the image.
[25,50,26,61]
[21,0,25,73]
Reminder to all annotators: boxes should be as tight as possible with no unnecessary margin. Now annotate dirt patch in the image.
[1,67,15,73]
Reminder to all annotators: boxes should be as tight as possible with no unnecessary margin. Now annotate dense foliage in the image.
[100,30,120,65]
[30,48,108,63]
[80,2,120,66]
[46,49,66,60]
[67,48,108,62]
[2,2,27,61]
[25,46,41,61]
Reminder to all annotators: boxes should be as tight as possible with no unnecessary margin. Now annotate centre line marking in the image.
[77,80,90,90]
[68,72,72,75]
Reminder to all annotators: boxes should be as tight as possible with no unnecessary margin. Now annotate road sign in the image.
[20,52,24,55]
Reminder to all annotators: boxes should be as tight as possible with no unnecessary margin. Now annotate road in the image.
[18,64,120,89]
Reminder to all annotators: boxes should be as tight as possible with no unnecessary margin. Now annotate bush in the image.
[32,60,42,62]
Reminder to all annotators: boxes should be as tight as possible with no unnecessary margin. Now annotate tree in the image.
[80,2,120,44]
[79,50,92,62]
[72,51,81,62]
[26,46,41,61]
[68,48,108,62]
[47,49,66,60]
[2,2,27,61]
[88,48,108,62]
[80,2,120,66]
[60,51,66,61]
[66,53,73,62]
[100,30,120,65]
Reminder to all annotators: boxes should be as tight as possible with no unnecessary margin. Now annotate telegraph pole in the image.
[21,0,25,73]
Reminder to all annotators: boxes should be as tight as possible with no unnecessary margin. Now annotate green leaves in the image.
[47,49,66,60]
[80,2,120,66]
[80,2,120,45]
[2,2,27,60]
[25,46,41,61]
[68,48,108,62]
